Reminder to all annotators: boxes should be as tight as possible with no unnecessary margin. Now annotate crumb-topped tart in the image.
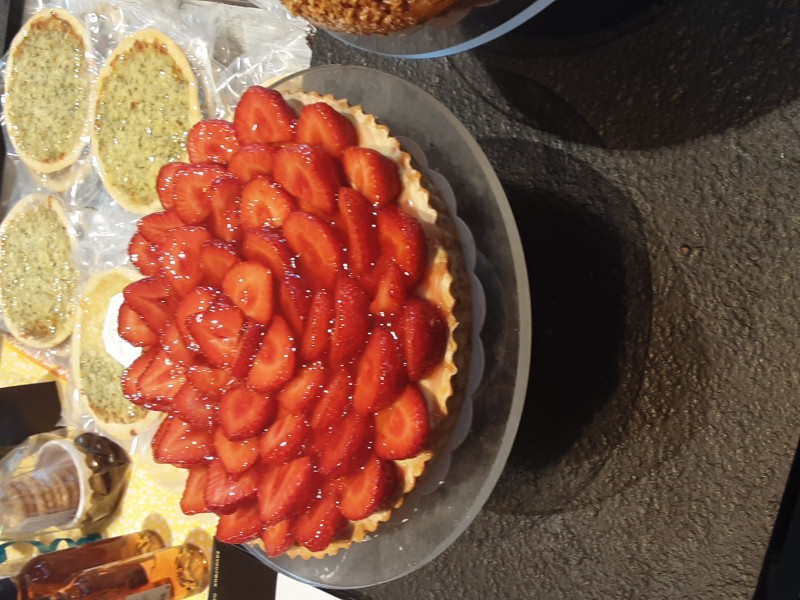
[118,85,470,557]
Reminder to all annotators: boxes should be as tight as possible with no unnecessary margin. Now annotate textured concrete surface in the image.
[311,0,800,598]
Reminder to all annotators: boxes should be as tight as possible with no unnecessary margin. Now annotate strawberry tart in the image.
[118,85,471,558]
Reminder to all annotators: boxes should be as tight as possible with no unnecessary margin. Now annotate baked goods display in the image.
[116,86,470,558]
[2,8,94,175]
[92,28,202,214]
[0,193,79,349]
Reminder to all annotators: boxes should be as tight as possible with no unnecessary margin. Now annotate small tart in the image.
[71,268,160,440]
[93,29,201,214]
[3,8,93,174]
[0,194,79,348]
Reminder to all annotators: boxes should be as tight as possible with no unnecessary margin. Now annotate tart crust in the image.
[92,29,201,214]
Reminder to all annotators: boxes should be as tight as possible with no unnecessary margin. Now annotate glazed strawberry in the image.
[295,102,358,159]
[127,232,160,277]
[234,86,296,145]
[123,275,177,335]
[152,414,214,466]
[376,206,427,288]
[277,361,326,414]
[401,297,448,381]
[258,412,309,465]
[314,412,374,477]
[186,363,235,397]
[329,277,370,365]
[292,491,347,552]
[137,211,185,243]
[204,459,259,514]
[228,143,279,182]
[309,367,353,430]
[282,211,343,289]
[369,262,407,317]
[208,174,242,244]
[352,325,407,414]
[118,302,158,347]
[157,161,189,210]
[214,428,260,475]
[342,146,401,206]
[180,464,210,515]
[242,228,294,277]
[240,176,296,229]
[338,187,378,276]
[187,119,240,165]
[220,261,274,325]
[247,315,297,392]
[273,144,340,217]
[187,303,246,368]
[216,500,262,544]
[279,271,312,335]
[161,322,195,364]
[339,454,398,521]
[375,384,430,460]
[230,320,267,379]
[175,286,219,352]
[172,382,217,430]
[257,455,317,526]
[172,164,227,225]
[219,385,276,440]
[300,288,333,362]
[137,348,186,408]
[261,520,294,557]
[199,240,240,288]
[157,226,213,297]
[121,347,159,404]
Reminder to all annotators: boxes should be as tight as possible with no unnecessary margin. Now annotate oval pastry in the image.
[93,29,201,214]
[3,8,93,174]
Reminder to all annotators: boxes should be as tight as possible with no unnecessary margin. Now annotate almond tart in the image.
[118,85,471,558]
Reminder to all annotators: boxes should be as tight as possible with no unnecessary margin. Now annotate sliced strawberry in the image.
[187,303,246,368]
[230,319,266,379]
[118,301,159,347]
[341,146,401,207]
[204,459,258,514]
[186,363,236,397]
[138,348,186,408]
[138,211,186,243]
[282,211,343,289]
[309,366,353,430]
[273,144,340,217]
[294,102,358,159]
[157,162,189,210]
[208,174,242,244]
[242,228,294,277]
[401,296,448,380]
[278,271,312,336]
[172,382,218,430]
[152,415,214,466]
[261,519,294,557]
[128,232,160,277]
[240,176,296,229]
[234,86,296,145]
[258,412,309,466]
[214,428,260,475]
[157,226,213,297]
[121,347,159,404]
[221,261,274,325]
[180,464,210,515]
[161,321,195,364]
[376,206,427,289]
[247,315,297,392]
[187,119,240,165]
[123,275,177,335]
[313,412,374,477]
[216,499,263,544]
[300,288,333,362]
[292,491,347,553]
[329,277,370,365]
[257,456,317,526]
[175,286,219,351]
[369,262,407,318]
[172,164,227,225]
[338,187,378,276]
[339,454,399,521]
[228,143,279,182]
[219,385,276,440]
[277,361,326,414]
[200,240,240,288]
[375,384,430,460]
[352,325,407,414]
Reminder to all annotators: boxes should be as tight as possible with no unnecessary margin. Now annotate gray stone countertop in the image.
[311,0,800,598]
